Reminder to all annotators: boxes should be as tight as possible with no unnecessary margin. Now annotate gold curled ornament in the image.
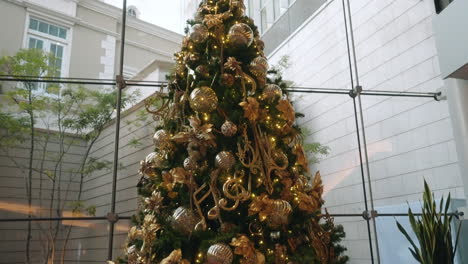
[219,171,250,211]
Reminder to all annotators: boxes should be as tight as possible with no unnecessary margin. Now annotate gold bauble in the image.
[145,151,170,169]
[221,121,238,137]
[228,23,254,47]
[215,151,236,170]
[249,56,269,78]
[262,84,282,102]
[268,200,292,228]
[172,207,200,235]
[190,86,218,113]
[153,129,171,148]
[183,156,199,171]
[221,73,235,87]
[195,65,210,78]
[207,243,233,264]
[189,24,209,43]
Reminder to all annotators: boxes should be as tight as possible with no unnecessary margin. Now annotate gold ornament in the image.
[272,149,289,167]
[228,23,254,47]
[231,0,246,16]
[153,129,171,148]
[292,144,309,172]
[239,97,263,123]
[189,24,209,43]
[190,86,218,113]
[262,84,282,102]
[183,156,199,171]
[143,191,164,212]
[160,249,188,264]
[224,57,243,73]
[204,14,224,28]
[219,172,250,211]
[249,56,268,78]
[215,151,236,170]
[207,243,234,264]
[139,160,157,177]
[231,235,264,264]
[172,207,200,235]
[221,73,235,87]
[221,120,238,137]
[145,151,170,169]
[196,65,210,78]
[269,199,292,228]
[276,99,295,124]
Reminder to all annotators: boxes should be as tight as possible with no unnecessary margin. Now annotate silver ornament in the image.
[228,23,254,47]
[172,207,200,235]
[207,243,233,264]
[270,231,281,240]
[221,121,238,137]
[262,84,282,102]
[190,86,218,113]
[183,156,199,171]
[249,56,269,78]
[215,151,236,170]
[189,24,209,43]
[153,129,171,147]
[145,151,170,169]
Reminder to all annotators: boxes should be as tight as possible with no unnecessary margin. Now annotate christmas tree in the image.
[120,1,348,263]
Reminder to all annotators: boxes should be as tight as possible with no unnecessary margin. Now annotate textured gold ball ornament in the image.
[207,243,233,264]
[189,86,218,113]
[221,120,238,137]
[215,151,236,170]
[189,24,209,43]
[268,200,292,228]
[183,156,199,171]
[228,23,254,47]
[172,207,200,235]
[145,151,170,169]
[153,129,171,148]
[262,84,282,102]
[249,56,269,78]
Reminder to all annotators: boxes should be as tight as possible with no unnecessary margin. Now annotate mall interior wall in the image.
[267,0,466,262]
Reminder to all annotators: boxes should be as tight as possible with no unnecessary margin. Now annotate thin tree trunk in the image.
[26,85,35,264]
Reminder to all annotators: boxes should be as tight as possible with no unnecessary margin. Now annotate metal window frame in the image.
[0,0,464,263]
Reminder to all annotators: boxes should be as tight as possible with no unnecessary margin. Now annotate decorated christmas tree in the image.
[119,1,348,263]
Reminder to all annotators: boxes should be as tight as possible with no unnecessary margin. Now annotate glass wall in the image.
[0,0,465,264]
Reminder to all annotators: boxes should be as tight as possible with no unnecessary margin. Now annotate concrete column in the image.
[446,78,468,204]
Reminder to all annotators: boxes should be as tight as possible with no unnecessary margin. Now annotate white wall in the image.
[268,0,465,263]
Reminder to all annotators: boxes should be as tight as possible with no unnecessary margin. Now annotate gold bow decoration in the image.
[143,191,164,212]
[248,194,274,222]
[294,172,324,213]
[172,116,217,157]
[231,235,265,264]
[160,249,190,264]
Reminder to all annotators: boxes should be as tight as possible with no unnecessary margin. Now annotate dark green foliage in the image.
[396,180,461,264]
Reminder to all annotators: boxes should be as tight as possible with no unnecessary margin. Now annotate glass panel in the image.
[29,18,38,30]
[0,220,113,262]
[38,21,48,33]
[359,94,466,262]
[49,25,59,37]
[58,28,67,39]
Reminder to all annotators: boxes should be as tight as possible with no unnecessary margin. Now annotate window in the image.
[260,0,293,33]
[26,17,69,94]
